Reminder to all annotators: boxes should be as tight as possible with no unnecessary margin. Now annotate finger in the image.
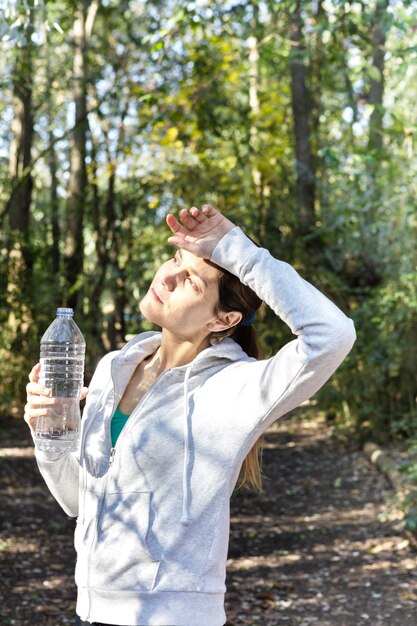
[29,363,41,383]
[27,395,56,409]
[179,207,205,229]
[24,405,49,431]
[26,381,51,397]
[166,213,188,236]
[190,206,207,223]
[80,387,89,401]
[23,409,36,431]
[25,405,51,420]
[201,204,218,217]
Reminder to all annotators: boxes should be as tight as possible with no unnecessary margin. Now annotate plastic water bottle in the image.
[34,307,86,453]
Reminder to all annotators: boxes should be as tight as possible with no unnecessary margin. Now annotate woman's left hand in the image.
[166,205,235,259]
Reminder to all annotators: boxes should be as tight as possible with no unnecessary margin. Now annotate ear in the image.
[207,311,243,333]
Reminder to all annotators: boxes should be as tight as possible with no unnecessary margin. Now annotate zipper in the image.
[79,377,111,526]
[105,367,172,467]
[85,356,173,619]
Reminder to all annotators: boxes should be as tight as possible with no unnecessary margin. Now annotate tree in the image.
[0,0,415,441]
[288,0,315,236]
[5,3,35,340]
[368,0,390,152]
[64,0,99,310]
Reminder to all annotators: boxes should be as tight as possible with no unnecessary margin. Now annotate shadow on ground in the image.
[0,413,416,625]
[226,417,417,626]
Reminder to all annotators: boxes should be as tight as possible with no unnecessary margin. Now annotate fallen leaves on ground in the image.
[1,413,417,625]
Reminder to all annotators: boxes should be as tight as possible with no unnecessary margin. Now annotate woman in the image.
[25,205,356,626]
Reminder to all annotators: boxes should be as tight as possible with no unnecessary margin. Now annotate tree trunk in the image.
[7,28,34,259]
[5,9,35,336]
[45,35,61,280]
[48,129,61,278]
[289,0,315,236]
[0,9,35,355]
[348,0,390,290]
[248,32,261,197]
[310,0,324,142]
[110,198,129,349]
[89,76,130,346]
[368,0,389,152]
[64,0,99,309]
[248,2,272,243]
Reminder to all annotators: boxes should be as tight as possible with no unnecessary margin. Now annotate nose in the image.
[163,273,176,291]
[162,265,185,292]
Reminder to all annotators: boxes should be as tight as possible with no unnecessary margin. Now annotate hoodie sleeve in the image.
[210,227,356,431]
[34,446,80,517]
[34,351,116,517]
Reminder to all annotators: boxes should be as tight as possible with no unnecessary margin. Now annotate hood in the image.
[119,330,249,371]
[84,331,252,523]
[120,332,252,525]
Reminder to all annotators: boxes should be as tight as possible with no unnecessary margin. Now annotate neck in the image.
[158,329,211,370]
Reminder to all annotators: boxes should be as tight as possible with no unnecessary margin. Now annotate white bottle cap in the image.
[56,307,74,315]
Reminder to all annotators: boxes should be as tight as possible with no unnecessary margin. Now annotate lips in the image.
[150,287,163,304]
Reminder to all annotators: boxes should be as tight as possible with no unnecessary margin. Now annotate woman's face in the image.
[139,249,225,339]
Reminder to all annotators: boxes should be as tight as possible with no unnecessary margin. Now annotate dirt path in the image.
[1,413,416,626]
[226,416,417,626]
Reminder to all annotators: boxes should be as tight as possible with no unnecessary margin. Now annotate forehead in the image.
[180,249,221,286]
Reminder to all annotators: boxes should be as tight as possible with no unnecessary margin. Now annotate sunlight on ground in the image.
[0,537,38,553]
[0,447,34,458]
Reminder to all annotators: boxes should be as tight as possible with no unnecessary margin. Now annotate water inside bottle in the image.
[39,355,84,396]
[34,396,80,453]
[36,308,85,453]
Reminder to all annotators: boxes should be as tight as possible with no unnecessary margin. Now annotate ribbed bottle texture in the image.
[34,308,86,453]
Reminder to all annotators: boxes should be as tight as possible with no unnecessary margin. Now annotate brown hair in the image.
[210,265,264,491]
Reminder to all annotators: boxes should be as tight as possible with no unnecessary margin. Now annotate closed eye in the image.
[173,254,199,291]
[186,274,198,291]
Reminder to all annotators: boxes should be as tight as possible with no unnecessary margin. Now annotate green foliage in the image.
[318,273,417,440]
[0,0,416,457]
[394,442,417,533]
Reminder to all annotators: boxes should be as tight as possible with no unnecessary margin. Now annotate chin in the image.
[139,298,162,327]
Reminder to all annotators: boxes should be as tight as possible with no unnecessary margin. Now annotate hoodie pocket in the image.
[91,490,161,591]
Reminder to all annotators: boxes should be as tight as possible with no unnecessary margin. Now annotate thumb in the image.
[80,387,89,401]
[29,362,41,384]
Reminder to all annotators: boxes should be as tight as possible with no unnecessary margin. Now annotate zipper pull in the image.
[109,447,116,466]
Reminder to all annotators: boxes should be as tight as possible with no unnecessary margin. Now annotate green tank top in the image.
[111,406,130,446]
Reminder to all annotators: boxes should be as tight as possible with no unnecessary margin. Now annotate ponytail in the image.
[234,326,264,491]
[209,264,264,491]
[229,325,260,360]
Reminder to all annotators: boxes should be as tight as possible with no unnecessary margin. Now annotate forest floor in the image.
[0,412,416,626]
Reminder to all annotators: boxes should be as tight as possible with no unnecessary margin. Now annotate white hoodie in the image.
[35,227,356,626]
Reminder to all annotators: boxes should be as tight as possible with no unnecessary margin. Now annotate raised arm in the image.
[208,223,356,431]
[167,205,356,433]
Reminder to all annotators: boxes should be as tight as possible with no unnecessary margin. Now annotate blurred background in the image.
[1,0,416,444]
